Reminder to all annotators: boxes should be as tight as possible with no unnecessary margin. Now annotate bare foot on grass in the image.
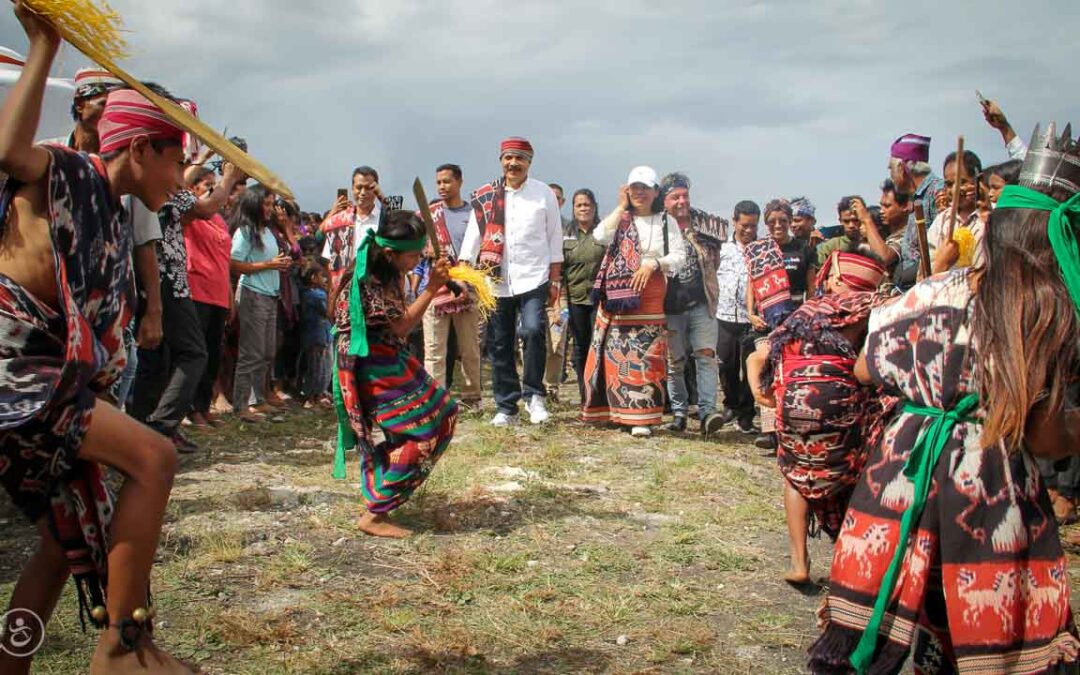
[90,631,198,674]
[357,512,412,538]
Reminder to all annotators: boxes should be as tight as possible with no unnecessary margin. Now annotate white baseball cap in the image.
[626,165,659,188]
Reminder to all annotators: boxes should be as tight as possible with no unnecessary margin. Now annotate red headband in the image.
[500,136,533,159]
[98,89,185,154]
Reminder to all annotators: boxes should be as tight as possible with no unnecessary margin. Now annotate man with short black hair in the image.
[320,165,385,288]
[459,137,563,426]
[0,8,192,667]
[816,196,870,266]
[420,163,482,407]
[858,179,911,277]
[715,200,760,435]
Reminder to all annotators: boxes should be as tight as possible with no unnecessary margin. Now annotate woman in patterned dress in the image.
[747,252,889,585]
[332,210,458,538]
[582,166,686,437]
[809,127,1080,673]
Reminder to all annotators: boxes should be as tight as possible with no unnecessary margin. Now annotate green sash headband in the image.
[347,229,426,358]
[995,184,1080,316]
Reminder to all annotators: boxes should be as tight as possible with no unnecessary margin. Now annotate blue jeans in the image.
[115,339,138,411]
[490,284,548,414]
[666,304,718,419]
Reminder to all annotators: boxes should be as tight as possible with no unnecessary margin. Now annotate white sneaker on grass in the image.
[526,396,550,424]
[630,426,652,437]
[490,411,519,427]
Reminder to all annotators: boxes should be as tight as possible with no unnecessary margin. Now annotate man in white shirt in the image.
[459,137,563,426]
[320,165,384,289]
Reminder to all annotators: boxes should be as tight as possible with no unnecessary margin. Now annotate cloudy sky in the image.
[3,0,1076,223]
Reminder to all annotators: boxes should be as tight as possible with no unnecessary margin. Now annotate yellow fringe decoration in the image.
[448,265,497,319]
[953,227,976,268]
[23,0,295,200]
[24,0,129,62]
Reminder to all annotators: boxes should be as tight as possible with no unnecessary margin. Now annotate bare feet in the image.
[357,512,412,538]
[90,630,197,674]
[784,556,811,585]
[188,412,210,428]
[1053,496,1078,525]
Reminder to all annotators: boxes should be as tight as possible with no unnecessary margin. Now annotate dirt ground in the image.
[3,391,1079,674]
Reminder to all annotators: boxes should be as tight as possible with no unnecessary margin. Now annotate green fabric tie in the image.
[332,231,425,479]
[850,392,980,673]
[331,344,353,480]
[995,185,1080,317]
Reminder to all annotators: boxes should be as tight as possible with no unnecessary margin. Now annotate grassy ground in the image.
[3,388,1080,674]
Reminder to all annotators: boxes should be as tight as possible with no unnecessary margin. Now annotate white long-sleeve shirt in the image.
[459,177,564,297]
[593,209,686,277]
[926,207,986,269]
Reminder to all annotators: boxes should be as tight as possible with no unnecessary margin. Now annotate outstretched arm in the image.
[0,2,60,183]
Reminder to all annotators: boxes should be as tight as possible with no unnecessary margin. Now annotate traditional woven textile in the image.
[591,211,644,313]
[333,275,457,513]
[762,292,887,539]
[470,179,507,274]
[744,237,794,327]
[808,272,1079,674]
[0,146,133,627]
[582,273,667,427]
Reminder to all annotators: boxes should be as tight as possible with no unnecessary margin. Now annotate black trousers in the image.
[192,301,228,414]
[130,288,208,433]
[716,319,754,425]
[567,303,595,404]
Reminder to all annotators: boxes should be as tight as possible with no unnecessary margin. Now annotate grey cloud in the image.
[2,0,1077,220]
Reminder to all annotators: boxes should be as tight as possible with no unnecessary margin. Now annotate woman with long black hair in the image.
[229,185,291,422]
[332,210,458,538]
[561,188,606,404]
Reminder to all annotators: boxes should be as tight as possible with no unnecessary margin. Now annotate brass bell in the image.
[131,607,148,623]
[90,606,108,623]
[147,606,158,619]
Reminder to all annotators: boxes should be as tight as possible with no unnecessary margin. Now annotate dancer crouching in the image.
[332,210,458,538]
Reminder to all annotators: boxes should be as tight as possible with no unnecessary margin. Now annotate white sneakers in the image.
[491,397,550,427]
[490,411,519,427]
[526,396,550,425]
[630,426,652,437]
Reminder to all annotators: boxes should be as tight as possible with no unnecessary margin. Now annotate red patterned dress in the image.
[809,270,1079,674]
[762,292,887,540]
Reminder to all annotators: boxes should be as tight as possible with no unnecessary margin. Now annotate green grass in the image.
[4,395,1078,674]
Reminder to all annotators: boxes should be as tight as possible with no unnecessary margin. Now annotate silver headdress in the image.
[1018,122,1080,199]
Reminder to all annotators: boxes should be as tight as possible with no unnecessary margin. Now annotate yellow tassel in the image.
[448,265,497,320]
[953,227,976,268]
[24,0,129,62]
[23,0,295,200]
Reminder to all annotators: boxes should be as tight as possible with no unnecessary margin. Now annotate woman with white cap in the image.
[582,166,686,437]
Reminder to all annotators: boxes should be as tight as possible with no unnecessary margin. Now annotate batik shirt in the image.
[156,189,197,298]
[715,239,750,323]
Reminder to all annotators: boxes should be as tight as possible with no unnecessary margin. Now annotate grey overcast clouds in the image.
[2,0,1076,221]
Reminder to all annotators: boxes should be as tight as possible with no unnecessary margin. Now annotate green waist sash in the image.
[850,392,980,672]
